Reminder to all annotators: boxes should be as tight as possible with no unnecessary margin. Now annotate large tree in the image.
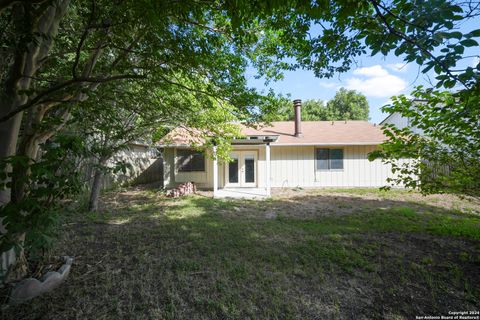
[327,88,369,121]
[271,99,329,121]
[0,0,478,282]
[0,0,325,280]
[365,2,480,197]
[271,89,369,121]
[370,89,480,197]
[74,80,243,212]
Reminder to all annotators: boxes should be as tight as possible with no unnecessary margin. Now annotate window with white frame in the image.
[177,149,205,172]
[315,148,344,170]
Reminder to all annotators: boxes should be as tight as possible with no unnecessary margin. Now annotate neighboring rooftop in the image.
[160,121,386,146]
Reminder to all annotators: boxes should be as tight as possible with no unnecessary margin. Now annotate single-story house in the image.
[159,100,411,197]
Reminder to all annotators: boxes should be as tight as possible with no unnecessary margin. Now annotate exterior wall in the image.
[163,147,175,188]
[270,145,406,188]
[88,144,161,189]
[220,145,266,188]
[382,112,410,129]
[382,112,424,135]
[163,147,215,189]
[165,144,410,189]
[164,145,267,190]
[270,145,315,188]
[134,157,163,185]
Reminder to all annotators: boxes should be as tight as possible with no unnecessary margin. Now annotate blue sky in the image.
[247,19,479,124]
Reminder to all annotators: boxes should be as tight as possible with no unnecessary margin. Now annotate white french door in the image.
[225,151,257,187]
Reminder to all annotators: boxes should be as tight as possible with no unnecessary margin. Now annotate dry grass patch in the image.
[2,187,479,319]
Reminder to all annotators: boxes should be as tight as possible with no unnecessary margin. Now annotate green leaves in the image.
[350,0,479,91]
[326,88,369,121]
[373,88,480,197]
[270,88,369,122]
[447,31,463,40]
[1,0,479,267]
[466,29,480,38]
[0,136,85,255]
[459,39,478,47]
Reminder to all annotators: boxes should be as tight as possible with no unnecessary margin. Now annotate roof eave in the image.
[271,142,384,146]
[160,141,385,147]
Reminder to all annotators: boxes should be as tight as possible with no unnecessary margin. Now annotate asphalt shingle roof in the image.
[241,121,386,145]
[160,121,386,146]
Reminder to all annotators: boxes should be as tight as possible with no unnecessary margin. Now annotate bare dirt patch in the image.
[272,188,480,217]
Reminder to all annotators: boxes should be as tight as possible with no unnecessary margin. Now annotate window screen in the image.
[177,149,205,172]
[330,149,344,170]
[316,149,329,170]
[316,148,344,170]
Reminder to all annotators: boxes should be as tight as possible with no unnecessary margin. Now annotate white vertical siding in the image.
[218,162,225,189]
[382,112,410,129]
[99,144,160,188]
[167,144,410,189]
[270,145,405,188]
[163,148,174,188]
[270,146,315,187]
[313,145,396,187]
[167,146,265,190]
[382,112,424,135]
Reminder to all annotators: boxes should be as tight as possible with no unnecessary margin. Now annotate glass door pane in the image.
[228,157,239,183]
[244,155,255,183]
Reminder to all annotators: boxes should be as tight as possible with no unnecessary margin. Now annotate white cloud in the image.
[353,65,389,77]
[318,81,338,89]
[345,65,407,98]
[386,63,409,73]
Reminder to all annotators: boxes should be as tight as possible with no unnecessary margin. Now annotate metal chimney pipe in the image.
[293,99,302,137]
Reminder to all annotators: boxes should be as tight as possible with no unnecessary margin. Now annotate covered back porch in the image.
[212,136,276,198]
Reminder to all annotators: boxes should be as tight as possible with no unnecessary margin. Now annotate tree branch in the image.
[110,32,145,70]
[0,74,146,123]
[157,74,218,98]
[72,0,96,78]
[0,0,15,12]
[369,0,468,88]
[372,0,436,34]
[35,106,72,144]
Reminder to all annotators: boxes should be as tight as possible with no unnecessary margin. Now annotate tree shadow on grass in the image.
[3,190,479,320]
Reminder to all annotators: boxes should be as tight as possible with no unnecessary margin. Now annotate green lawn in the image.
[2,188,480,319]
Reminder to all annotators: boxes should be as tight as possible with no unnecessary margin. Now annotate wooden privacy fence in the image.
[79,144,165,190]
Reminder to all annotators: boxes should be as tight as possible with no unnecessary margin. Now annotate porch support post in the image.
[265,143,271,197]
[213,145,218,198]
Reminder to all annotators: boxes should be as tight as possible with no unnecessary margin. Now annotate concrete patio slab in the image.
[214,188,269,199]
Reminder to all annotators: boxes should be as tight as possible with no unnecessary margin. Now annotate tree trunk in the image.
[11,104,67,204]
[0,0,72,178]
[11,108,42,204]
[0,102,26,283]
[0,0,71,283]
[88,167,104,212]
[0,112,23,205]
